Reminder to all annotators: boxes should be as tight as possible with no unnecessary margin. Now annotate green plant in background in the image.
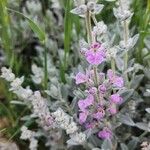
[0,0,13,65]
[132,0,150,65]
[60,0,73,83]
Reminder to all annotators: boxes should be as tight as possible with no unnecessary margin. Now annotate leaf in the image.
[10,100,26,105]
[130,75,144,89]
[120,143,128,150]
[119,89,134,103]
[104,0,116,1]
[28,19,46,42]
[144,36,150,49]
[145,108,150,113]
[131,34,139,48]
[7,8,45,42]
[0,0,12,61]
[127,137,139,150]
[136,122,150,131]
[119,114,135,126]
[101,139,112,150]
[115,56,124,71]
[62,0,73,83]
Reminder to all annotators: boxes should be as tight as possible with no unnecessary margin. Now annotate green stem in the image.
[0,0,12,66]
[111,58,116,72]
[139,131,149,139]
[44,40,48,90]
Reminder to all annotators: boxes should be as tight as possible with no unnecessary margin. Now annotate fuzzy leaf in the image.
[101,139,112,150]
[119,114,135,126]
[145,108,150,113]
[120,143,128,150]
[130,75,144,89]
[119,89,134,102]
[136,122,150,131]
[11,100,26,105]
[127,137,139,150]
[115,56,124,71]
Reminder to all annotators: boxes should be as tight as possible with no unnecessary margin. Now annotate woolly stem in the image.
[85,11,92,44]
[119,0,129,87]
[93,66,99,86]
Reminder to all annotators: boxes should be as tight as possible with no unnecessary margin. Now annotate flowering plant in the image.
[0,0,150,150]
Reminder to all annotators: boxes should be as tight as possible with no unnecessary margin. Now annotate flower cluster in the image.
[141,141,150,150]
[0,67,86,147]
[30,91,54,130]
[113,0,132,21]
[75,42,124,140]
[20,126,38,150]
[52,108,78,134]
[71,0,125,140]
[0,67,54,130]
[113,0,139,51]
[52,108,86,145]
[71,0,104,17]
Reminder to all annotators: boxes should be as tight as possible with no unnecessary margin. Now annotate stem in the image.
[123,20,129,87]
[111,58,116,72]
[93,66,99,87]
[91,14,98,26]
[85,11,92,44]
[119,0,129,87]
[44,40,48,90]
[139,131,149,139]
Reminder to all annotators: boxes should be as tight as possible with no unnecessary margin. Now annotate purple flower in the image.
[98,128,112,140]
[107,69,124,88]
[79,111,89,124]
[98,84,106,94]
[85,121,96,129]
[107,69,114,81]
[93,109,105,120]
[88,87,97,95]
[78,94,94,110]
[110,94,123,104]
[99,72,105,81]
[113,76,124,88]
[75,72,88,84]
[85,42,106,65]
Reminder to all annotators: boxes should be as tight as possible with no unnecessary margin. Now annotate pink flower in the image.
[99,72,105,81]
[85,121,96,129]
[75,72,88,84]
[98,128,112,140]
[85,42,106,65]
[107,69,124,88]
[107,69,114,81]
[79,111,89,124]
[110,93,123,104]
[78,94,94,110]
[98,84,106,94]
[86,94,94,105]
[93,111,105,120]
[113,76,124,88]
[88,87,97,95]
